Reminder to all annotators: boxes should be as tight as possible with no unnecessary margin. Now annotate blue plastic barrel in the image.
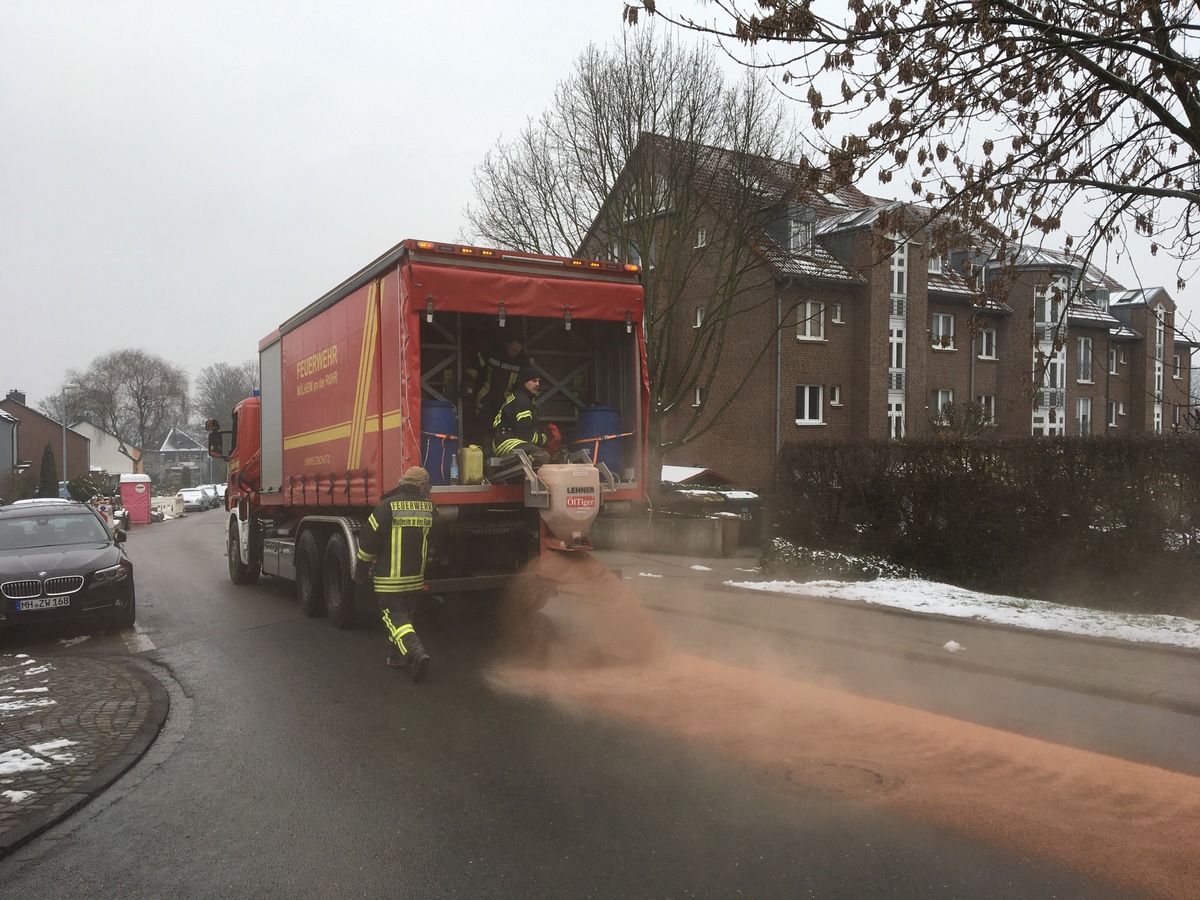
[570,405,624,473]
[420,401,459,485]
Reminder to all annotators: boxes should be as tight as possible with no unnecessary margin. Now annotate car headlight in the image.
[92,561,131,584]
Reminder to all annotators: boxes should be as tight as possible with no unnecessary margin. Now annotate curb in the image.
[0,657,170,860]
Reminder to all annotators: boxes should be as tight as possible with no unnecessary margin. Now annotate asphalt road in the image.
[3,508,1198,898]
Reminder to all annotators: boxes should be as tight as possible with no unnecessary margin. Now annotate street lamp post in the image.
[61,383,79,496]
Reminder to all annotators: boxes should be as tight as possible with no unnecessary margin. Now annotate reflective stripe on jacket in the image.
[356,484,434,594]
[492,385,548,456]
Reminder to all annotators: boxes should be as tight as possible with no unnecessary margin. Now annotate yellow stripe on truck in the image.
[347,280,381,470]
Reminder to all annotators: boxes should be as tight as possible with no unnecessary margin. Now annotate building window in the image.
[932,313,955,349]
[797,301,826,340]
[890,327,905,370]
[1077,337,1093,382]
[1174,354,1182,378]
[694,307,704,329]
[1108,400,1117,427]
[1119,402,1126,416]
[693,386,705,407]
[795,385,823,424]
[928,254,943,274]
[830,385,842,406]
[832,302,844,324]
[789,218,814,253]
[694,227,707,249]
[978,329,997,359]
[1108,348,1118,375]
[1173,405,1181,427]
[1076,397,1091,436]
[888,401,905,438]
[931,388,954,423]
[1119,348,1127,364]
[891,239,908,296]
[977,394,995,424]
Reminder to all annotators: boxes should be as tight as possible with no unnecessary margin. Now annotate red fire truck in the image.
[207,239,647,626]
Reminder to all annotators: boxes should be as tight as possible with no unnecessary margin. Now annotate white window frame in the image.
[932,313,955,349]
[891,240,908,296]
[1108,349,1118,375]
[1173,354,1182,379]
[928,254,943,274]
[795,385,823,424]
[888,401,905,438]
[889,327,905,370]
[694,307,704,329]
[978,329,997,359]
[693,386,705,407]
[831,302,844,324]
[1077,336,1093,383]
[1076,397,1092,436]
[829,385,842,407]
[797,300,826,341]
[694,227,707,249]
[789,218,814,254]
[977,394,995,424]
[931,388,954,423]
[1108,400,1117,427]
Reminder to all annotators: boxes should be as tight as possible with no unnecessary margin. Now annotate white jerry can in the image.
[537,463,601,546]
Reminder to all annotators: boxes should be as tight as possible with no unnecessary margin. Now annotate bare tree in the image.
[193,361,258,425]
[467,27,805,471]
[60,349,189,455]
[624,1,1200,292]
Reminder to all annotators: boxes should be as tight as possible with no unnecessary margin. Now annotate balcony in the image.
[888,371,906,390]
[889,295,907,317]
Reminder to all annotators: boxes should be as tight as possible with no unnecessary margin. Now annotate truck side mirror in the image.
[205,420,227,460]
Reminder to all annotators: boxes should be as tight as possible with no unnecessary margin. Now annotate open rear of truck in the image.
[221,239,647,622]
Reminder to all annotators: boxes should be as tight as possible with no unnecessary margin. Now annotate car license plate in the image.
[16,596,72,611]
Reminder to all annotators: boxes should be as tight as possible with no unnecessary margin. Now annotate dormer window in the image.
[788,206,817,255]
[790,218,813,253]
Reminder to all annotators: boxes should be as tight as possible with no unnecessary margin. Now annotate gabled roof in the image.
[999,246,1126,293]
[159,427,205,453]
[1109,325,1142,342]
[1110,287,1173,308]
[1068,299,1121,329]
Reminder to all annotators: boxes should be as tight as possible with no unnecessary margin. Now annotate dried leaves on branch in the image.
[626,0,1200,287]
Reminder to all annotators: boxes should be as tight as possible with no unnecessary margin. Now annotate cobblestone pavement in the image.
[0,652,168,858]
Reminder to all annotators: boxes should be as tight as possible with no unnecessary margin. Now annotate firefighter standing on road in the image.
[491,367,558,469]
[356,466,435,682]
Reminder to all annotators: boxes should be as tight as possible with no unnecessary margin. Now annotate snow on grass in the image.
[727,576,1200,650]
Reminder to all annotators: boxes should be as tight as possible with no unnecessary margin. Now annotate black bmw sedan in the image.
[0,500,135,631]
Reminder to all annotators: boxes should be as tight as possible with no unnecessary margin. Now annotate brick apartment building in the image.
[581,136,1199,488]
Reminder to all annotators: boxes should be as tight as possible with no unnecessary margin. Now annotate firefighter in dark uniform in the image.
[356,466,435,682]
[463,336,528,444]
[491,367,558,469]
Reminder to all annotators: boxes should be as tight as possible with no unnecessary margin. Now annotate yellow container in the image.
[458,445,484,485]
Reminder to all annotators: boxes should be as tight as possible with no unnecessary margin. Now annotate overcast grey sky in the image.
[3,2,1194,412]
[2,1,699,408]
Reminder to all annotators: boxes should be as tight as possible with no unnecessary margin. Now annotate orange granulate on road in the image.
[493,553,1200,900]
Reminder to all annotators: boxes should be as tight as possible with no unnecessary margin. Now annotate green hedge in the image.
[769,435,1200,617]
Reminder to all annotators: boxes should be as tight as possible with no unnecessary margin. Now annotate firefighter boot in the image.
[405,632,431,683]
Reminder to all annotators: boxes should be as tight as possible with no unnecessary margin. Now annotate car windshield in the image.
[0,512,110,550]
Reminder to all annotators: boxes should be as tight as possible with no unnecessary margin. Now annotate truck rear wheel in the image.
[296,530,325,617]
[228,520,260,585]
[323,532,357,629]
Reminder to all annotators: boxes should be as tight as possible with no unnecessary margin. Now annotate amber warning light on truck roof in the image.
[414,239,639,274]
